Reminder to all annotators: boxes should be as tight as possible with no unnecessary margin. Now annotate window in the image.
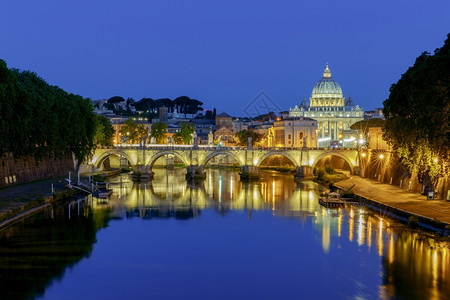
[288,134,291,139]
[299,132,303,139]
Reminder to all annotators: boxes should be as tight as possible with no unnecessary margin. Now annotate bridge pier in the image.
[185,165,206,180]
[294,166,314,181]
[240,165,259,181]
[132,165,154,181]
[119,157,129,168]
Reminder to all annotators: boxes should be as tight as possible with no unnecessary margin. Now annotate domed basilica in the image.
[289,64,364,147]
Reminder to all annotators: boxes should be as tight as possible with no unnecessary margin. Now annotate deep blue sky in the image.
[1,0,449,116]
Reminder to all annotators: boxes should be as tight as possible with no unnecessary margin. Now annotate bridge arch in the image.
[149,150,189,168]
[94,151,134,169]
[200,151,244,170]
[312,152,354,173]
[256,152,298,168]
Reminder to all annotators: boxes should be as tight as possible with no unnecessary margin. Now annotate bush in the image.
[325,166,336,174]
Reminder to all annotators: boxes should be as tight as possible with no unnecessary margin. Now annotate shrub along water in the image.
[313,166,348,188]
[0,59,102,169]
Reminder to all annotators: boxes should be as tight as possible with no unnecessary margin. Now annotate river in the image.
[0,168,449,299]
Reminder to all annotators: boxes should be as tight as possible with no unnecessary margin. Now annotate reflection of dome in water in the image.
[311,64,343,99]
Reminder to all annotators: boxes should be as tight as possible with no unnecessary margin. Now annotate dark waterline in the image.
[0,169,449,300]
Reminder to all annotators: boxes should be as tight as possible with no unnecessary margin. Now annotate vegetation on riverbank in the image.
[313,166,348,188]
[382,34,449,190]
[0,59,114,169]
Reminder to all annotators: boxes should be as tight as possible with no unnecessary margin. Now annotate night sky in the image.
[1,0,449,116]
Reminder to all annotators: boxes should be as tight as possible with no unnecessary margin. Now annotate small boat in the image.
[319,184,355,208]
[319,192,347,208]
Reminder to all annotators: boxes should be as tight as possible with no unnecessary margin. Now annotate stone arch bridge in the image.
[89,146,360,181]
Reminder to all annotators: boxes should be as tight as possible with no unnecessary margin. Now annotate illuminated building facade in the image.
[268,117,317,148]
[289,65,364,147]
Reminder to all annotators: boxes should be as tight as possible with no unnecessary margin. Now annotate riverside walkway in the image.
[335,176,450,226]
[0,178,65,215]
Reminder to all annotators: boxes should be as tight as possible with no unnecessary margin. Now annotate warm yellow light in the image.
[361,153,366,157]
[253,158,258,166]
[379,154,384,159]
[433,158,438,163]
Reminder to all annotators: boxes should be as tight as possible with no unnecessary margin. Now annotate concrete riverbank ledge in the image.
[335,176,450,234]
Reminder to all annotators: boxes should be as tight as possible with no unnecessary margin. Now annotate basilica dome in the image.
[311,65,343,99]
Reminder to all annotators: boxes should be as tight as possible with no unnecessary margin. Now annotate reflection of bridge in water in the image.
[89,145,360,181]
[99,172,323,216]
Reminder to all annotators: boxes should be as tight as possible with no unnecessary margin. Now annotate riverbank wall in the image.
[334,177,450,235]
[0,153,74,188]
[353,194,449,234]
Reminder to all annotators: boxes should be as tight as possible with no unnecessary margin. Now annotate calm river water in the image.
[0,169,449,300]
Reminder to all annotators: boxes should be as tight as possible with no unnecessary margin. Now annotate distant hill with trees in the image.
[106,95,214,119]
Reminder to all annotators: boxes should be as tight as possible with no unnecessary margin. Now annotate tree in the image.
[126,97,135,108]
[235,130,263,146]
[119,118,149,144]
[94,115,114,146]
[173,122,194,144]
[382,33,450,188]
[151,122,167,144]
[205,110,213,119]
[0,60,32,158]
[1,63,97,171]
[107,96,125,103]
[135,97,154,112]
[154,98,173,111]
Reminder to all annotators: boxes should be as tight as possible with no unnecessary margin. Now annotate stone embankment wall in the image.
[360,149,449,200]
[0,153,74,188]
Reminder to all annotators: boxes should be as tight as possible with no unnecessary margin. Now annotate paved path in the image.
[0,178,66,214]
[335,176,450,225]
